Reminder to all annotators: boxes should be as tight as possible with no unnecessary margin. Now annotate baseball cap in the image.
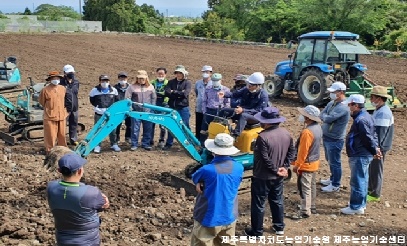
[327,82,346,92]
[344,94,365,104]
[118,71,128,77]
[201,65,212,72]
[63,64,75,73]
[58,153,87,173]
[99,74,110,80]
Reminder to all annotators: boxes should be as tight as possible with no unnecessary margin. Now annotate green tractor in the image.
[263,31,406,110]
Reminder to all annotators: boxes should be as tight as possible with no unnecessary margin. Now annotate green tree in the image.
[83,0,163,32]
[34,4,80,20]
[23,7,32,15]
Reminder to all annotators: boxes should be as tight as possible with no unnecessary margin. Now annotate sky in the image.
[1,0,208,17]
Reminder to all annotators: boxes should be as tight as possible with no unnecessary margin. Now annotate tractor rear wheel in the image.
[263,75,284,98]
[298,68,333,105]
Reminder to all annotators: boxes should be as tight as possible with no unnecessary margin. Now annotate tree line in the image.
[185,0,407,51]
[3,0,406,51]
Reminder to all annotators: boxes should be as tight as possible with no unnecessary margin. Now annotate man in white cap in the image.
[342,94,380,215]
[245,107,295,237]
[195,65,213,141]
[191,133,243,246]
[61,64,80,146]
[223,72,269,136]
[368,86,394,202]
[163,65,192,150]
[319,81,350,192]
[291,105,322,219]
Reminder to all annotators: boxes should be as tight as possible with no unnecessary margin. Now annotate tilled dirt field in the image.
[0,33,407,246]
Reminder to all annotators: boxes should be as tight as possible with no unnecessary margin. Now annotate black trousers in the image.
[115,117,132,142]
[250,177,285,235]
[195,112,204,140]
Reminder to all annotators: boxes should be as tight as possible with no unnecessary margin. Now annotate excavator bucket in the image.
[44,146,75,172]
[345,77,407,111]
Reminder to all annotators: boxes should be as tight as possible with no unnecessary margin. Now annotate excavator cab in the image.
[206,115,262,154]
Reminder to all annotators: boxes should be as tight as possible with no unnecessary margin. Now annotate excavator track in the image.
[0,123,86,145]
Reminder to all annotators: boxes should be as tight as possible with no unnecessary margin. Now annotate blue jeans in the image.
[323,138,344,187]
[250,177,285,235]
[349,156,372,210]
[166,107,190,146]
[131,118,153,148]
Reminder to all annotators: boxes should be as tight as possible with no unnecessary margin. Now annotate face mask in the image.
[66,73,75,80]
[298,114,305,123]
[51,79,60,85]
[202,73,210,79]
[157,77,165,82]
[119,80,127,85]
[212,81,221,90]
[101,82,109,88]
[330,93,337,100]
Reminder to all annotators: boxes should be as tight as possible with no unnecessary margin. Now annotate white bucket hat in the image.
[204,133,239,156]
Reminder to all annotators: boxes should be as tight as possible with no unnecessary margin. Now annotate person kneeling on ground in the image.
[47,152,110,246]
[291,105,322,219]
[191,133,243,246]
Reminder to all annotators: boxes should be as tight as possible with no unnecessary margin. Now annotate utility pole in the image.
[79,0,82,20]
[32,3,35,13]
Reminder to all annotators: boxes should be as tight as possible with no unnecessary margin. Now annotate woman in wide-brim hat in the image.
[46,71,64,81]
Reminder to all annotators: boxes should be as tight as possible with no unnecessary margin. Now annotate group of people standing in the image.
[42,63,394,245]
[189,81,394,245]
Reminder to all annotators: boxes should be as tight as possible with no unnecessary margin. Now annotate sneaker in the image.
[162,145,172,150]
[143,146,152,151]
[244,228,262,237]
[110,144,121,152]
[94,146,101,153]
[367,194,380,202]
[125,138,132,144]
[320,178,331,186]
[311,208,317,214]
[340,206,365,215]
[158,141,165,149]
[290,212,310,220]
[321,184,340,192]
[130,146,138,151]
[272,225,284,235]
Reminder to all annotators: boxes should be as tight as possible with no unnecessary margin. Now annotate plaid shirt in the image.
[202,85,231,113]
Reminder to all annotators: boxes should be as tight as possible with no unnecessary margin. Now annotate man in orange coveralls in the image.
[39,71,68,155]
[292,105,322,219]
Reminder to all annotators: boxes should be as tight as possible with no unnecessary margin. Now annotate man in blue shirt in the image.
[368,86,394,202]
[222,72,269,136]
[47,153,110,246]
[191,133,243,245]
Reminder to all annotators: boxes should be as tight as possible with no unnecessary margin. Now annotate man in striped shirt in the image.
[368,86,394,202]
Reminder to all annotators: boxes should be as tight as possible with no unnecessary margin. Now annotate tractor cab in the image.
[264,31,371,105]
[292,32,370,84]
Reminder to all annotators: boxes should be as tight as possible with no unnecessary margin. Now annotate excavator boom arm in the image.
[74,99,203,162]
